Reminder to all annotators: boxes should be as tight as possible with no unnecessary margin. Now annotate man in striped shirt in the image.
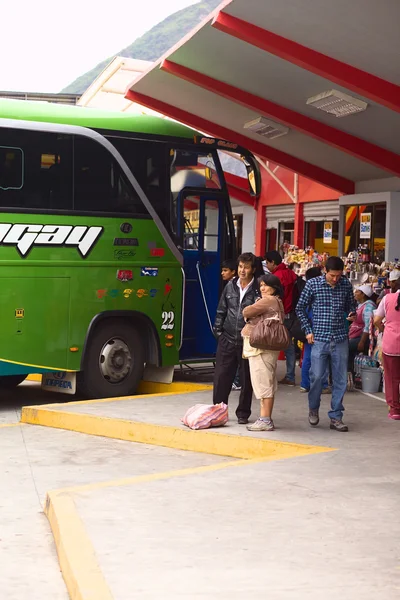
[296,256,357,432]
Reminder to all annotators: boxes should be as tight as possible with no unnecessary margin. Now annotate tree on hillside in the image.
[62,0,221,94]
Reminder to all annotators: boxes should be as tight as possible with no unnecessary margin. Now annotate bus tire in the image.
[0,374,27,388]
[78,319,145,399]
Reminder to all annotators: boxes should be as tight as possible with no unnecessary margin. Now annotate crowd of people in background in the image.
[213,251,400,432]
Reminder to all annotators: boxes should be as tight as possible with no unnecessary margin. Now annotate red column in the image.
[255,203,267,256]
[308,220,317,247]
[294,202,304,248]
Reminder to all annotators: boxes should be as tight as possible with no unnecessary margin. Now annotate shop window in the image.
[372,204,386,263]
[305,220,339,255]
[343,204,386,264]
[279,222,294,247]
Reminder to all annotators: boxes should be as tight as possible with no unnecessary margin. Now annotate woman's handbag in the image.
[249,312,291,351]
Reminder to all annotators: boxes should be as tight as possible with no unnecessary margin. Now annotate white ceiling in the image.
[127,0,400,191]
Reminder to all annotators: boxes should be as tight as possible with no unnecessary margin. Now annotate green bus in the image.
[0,99,260,397]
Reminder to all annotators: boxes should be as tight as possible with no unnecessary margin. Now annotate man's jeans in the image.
[284,341,296,382]
[309,340,348,420]
[301,342,329,390]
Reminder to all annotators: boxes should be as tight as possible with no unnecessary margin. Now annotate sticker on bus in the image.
[141,267,158,277]
[161,311,175,330]
[41,371,76,394]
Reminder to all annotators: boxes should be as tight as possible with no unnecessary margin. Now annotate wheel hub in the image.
[99,337,132,383]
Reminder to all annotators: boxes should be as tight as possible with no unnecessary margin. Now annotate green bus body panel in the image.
[0,213,182,375]
[0,99,196,139]
[0,278,69,374]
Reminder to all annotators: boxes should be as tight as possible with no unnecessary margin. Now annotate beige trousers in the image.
[248,351,279,399]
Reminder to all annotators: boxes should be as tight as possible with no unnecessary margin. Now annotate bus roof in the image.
[0,98,198,139]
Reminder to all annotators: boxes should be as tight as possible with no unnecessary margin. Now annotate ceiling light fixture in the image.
[244,116,289,139]
[306,89,368,118]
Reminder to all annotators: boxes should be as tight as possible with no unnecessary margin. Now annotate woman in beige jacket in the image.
[242,274,285,432]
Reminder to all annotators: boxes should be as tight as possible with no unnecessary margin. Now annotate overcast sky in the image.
[1,0,199,93]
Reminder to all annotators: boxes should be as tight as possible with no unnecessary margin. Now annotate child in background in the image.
[300,267,331,394]
[220,259,242,391]
[221,259,237,284]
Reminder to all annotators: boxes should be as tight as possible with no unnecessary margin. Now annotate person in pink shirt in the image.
[374,271,400,420]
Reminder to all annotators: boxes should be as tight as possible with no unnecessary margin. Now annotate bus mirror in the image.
[241,155,261,197]
[205,166,213,181]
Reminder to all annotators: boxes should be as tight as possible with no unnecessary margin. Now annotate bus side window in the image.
[107,136,165,220]
[0,129,73,210]
[74,136,149,215]
[0,146,23,191]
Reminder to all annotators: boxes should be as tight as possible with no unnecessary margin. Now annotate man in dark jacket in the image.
[213,252,259,424]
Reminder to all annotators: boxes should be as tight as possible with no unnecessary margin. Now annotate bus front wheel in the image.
[0,374,27,388]
[78,319,145,399]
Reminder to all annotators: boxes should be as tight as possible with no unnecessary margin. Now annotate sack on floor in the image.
[181,403,228,430]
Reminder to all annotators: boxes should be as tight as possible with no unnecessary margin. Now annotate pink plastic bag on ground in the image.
[181,403,228,430]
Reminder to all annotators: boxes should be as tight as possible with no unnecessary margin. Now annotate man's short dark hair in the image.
[325,256,344,272]
[221,259,237,272]
[238,252,256,268]
[306,266,322,280]
[265,250,282,266]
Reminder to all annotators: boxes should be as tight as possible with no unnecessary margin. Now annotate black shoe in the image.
[237,418,249,425]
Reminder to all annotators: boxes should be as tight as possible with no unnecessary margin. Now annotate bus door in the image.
[178,191,225,360]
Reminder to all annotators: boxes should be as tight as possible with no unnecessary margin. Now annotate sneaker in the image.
[321,387,332,395]
[300,387,309,393]
[330,419,349,432]
[308,410,319,427]
[237,417,249,425]
[231,383,241,391]
[247,418,274,431]
[279,377,295,386]
[388,409,400,421]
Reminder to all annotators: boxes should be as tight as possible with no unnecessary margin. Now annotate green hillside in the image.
[62,0,220,94]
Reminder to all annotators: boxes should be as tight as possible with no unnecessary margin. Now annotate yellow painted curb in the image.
[45,491,113,600]
[138,380,212,394]
[26,374,211,394]
[27,373,41,382]
[44,458,269,600]
[22,406,334,460]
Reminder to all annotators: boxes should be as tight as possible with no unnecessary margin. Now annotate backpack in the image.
[292,275,306,309]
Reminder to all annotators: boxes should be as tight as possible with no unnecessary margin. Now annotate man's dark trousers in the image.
[212,334,252,420]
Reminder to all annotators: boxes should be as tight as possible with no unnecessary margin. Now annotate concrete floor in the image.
[0,421,230,599]
[1,366,399,599]
[77,452,399,600]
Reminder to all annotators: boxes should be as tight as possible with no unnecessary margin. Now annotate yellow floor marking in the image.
[25,378,211,406]
[52,458,258,495]
[22,406,335,461]
[45,492,113,600]
[0,422,23,428]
